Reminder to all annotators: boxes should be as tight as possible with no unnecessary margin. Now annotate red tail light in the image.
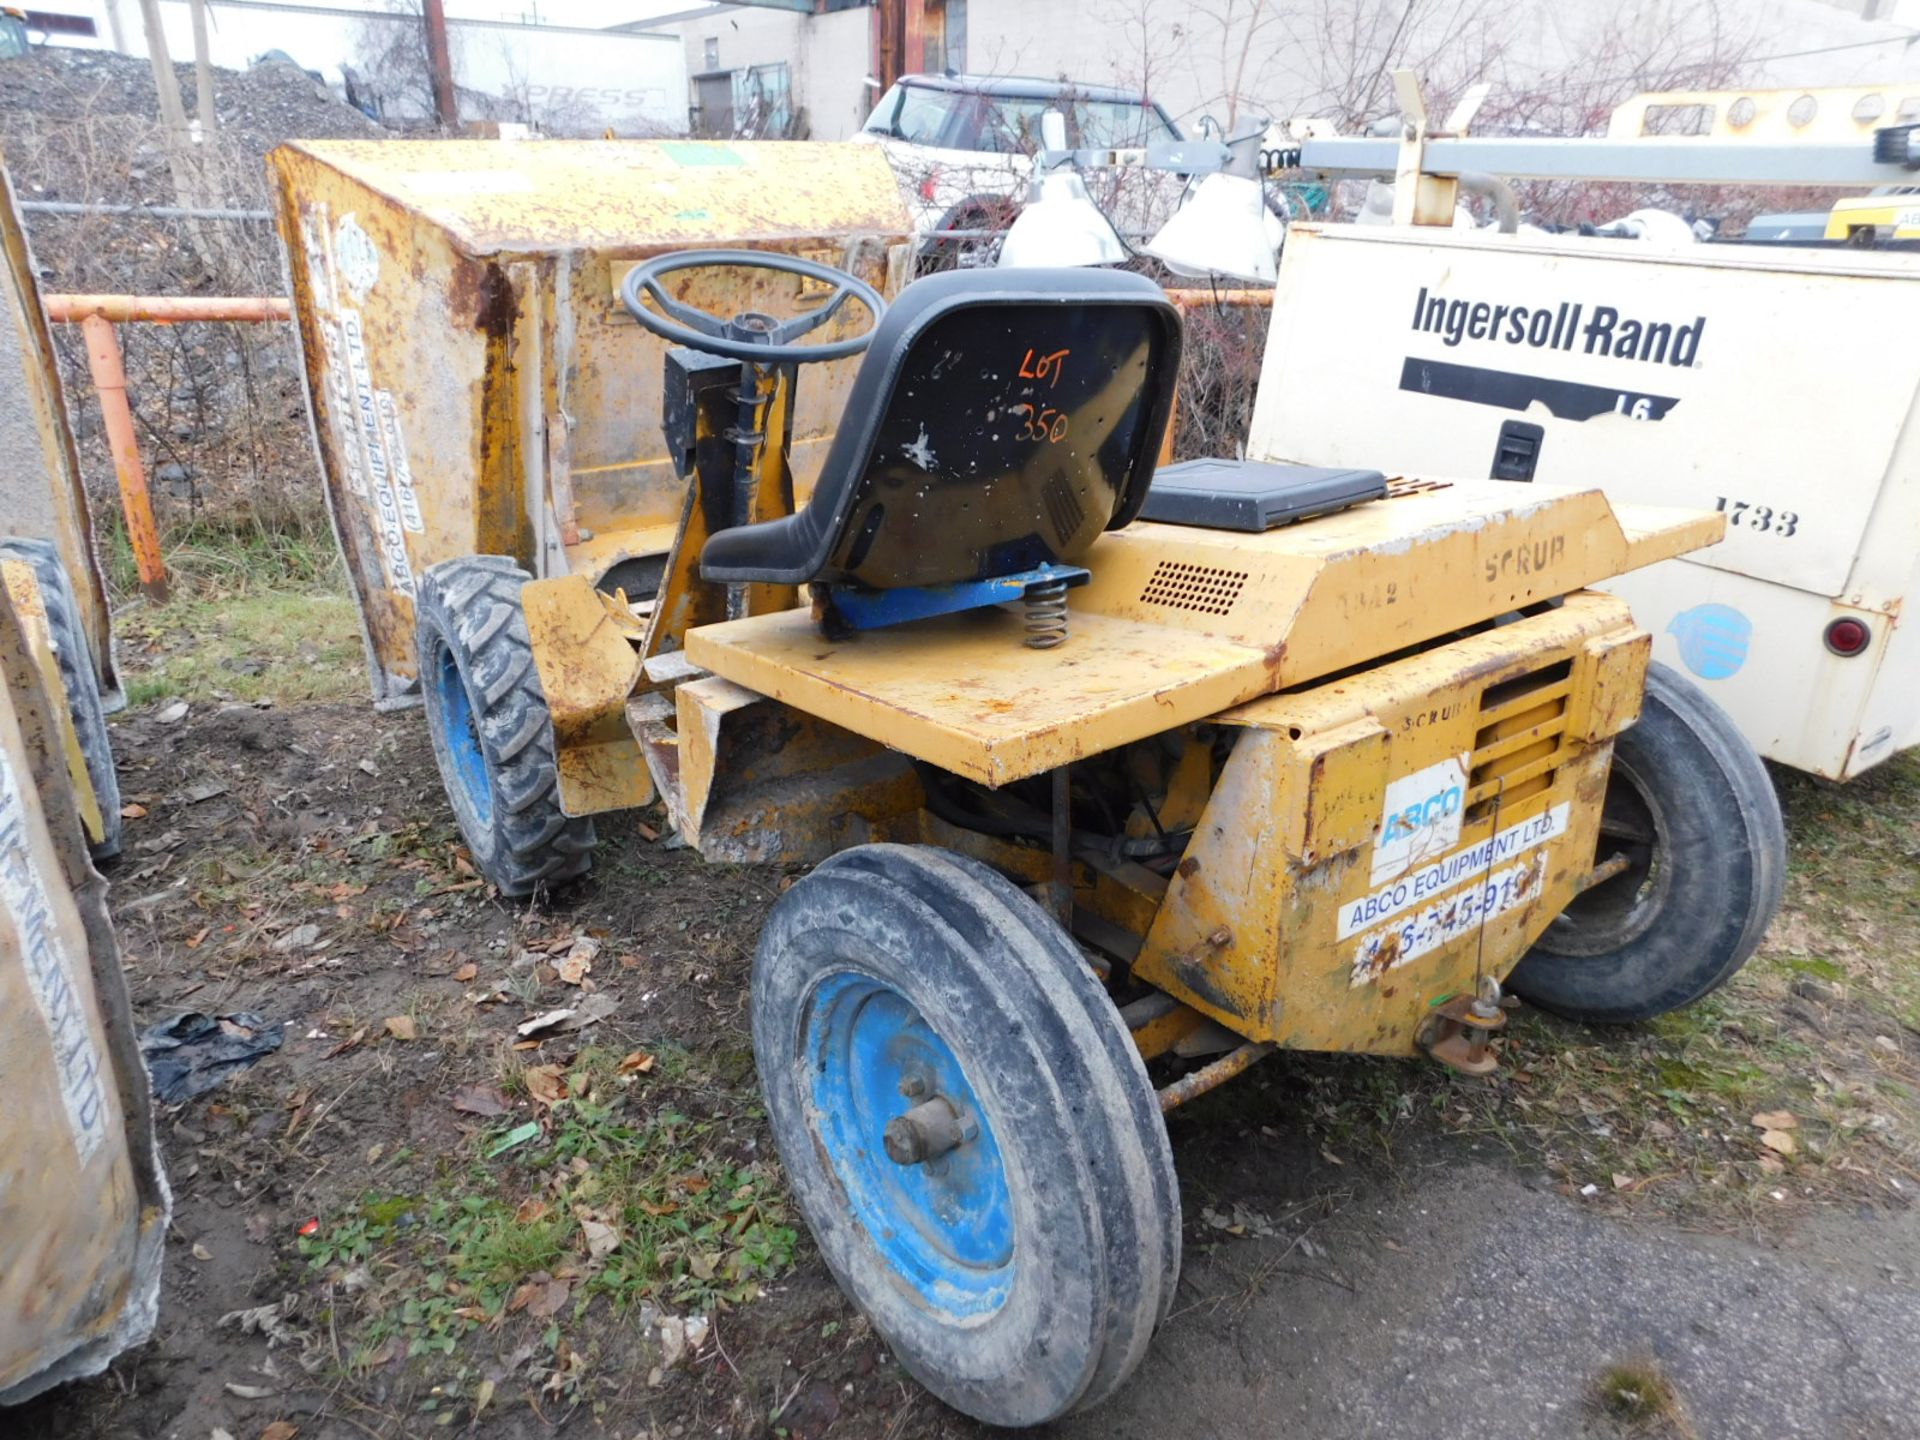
[1824,617,1872,656]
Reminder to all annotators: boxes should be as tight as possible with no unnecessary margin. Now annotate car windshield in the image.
[1068,98,1178,148]
[864,84,961,146]
[864,82,1177,154]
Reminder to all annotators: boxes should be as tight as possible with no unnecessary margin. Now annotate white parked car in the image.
[852,73,1185,267]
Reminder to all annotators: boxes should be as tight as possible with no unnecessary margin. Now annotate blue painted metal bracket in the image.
[829,564,1091,632]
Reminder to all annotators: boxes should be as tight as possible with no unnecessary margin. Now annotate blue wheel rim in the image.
[804,972,1015,1319]
[432,639,493,827]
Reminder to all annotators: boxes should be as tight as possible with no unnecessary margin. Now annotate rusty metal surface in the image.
[0,153,118,702]
[521,573,653,816]
[1,559,104,846]
[1416,990,1510,1077]
[665,677,924,864]
[269,140,911,703]
[1155,1041,1277,1112]
[0,579,166,1405]
[1130,592,1648,1055]
[687,483,1716,789]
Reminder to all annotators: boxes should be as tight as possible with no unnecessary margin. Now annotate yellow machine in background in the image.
[1,155,123,860]
[267,139,911,709]
[278,147,1787,1428]
[1826,186,1920,243]
[0,573,166,1406]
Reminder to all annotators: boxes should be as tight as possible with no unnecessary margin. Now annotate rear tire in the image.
[752,844,1178,1427]
[1509,663,1785,1023]
[0,537,121,860]
[414,556,594,897]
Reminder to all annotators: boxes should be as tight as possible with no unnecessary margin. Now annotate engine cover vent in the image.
[1138,560,1249,616]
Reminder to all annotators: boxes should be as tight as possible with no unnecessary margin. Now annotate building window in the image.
[703,36,720,70]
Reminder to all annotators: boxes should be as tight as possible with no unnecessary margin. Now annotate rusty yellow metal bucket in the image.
[268,138,914,706]
[0,578,166,1405]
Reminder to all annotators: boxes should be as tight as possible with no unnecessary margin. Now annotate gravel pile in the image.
[0,47,388,537]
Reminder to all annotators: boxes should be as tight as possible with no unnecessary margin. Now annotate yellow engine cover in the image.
[1132,592,1650,1054]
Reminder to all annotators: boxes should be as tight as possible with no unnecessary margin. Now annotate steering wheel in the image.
[620,248,886,364]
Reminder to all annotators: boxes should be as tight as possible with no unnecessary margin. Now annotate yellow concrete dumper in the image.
[0,568,167,1407]
[275,143,1785,1427]
[1,154,123,862]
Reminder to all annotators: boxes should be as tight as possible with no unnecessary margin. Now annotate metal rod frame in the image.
[1298,134,1911,188]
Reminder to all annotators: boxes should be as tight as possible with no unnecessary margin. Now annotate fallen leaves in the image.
[523,1064,568,1106]
[219,1300,301,1348]
[515,993,620,1040]
[651,1313,710,1378]
[1752,1109,1798,1157]
[451,961,477,983]
[509,1275,572,1319]
[383,1015,418,1042]
[259,1420,298,1440]
[556,935,599,986]
[517,1007,573,1039]
[119,801,148,819]
[618,1049,655,1074]
[579,1213,622,1261]
[449,1084,511,1117]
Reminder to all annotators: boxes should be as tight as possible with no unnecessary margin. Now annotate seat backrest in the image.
[700,267,1182,590]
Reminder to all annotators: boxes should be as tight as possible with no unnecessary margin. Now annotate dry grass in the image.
[1592,1353,1696,1436]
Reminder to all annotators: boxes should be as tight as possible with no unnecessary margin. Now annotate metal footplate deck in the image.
[686,481,1722,788]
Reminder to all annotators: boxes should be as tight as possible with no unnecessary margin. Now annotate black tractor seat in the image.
[699,267,1183,594]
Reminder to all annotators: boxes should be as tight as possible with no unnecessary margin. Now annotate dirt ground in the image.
[11,584,1920,1440]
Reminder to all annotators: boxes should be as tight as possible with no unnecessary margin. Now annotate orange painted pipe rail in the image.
[40,293,291,602]
[1162,288,1274,309]
[43,293,291,324]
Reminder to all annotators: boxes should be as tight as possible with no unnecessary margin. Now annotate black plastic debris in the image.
[139,1011,283,1103]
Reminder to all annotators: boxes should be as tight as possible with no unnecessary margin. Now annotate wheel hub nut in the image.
[884,1095,967,1165]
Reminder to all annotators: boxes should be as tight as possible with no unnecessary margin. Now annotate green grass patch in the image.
[301,1046,797,1366]
[117,583,363,707]
[103,515,342,598]
[101,518,365,708]
[1291,759,1920,1218]
[1773,751,1920,1026]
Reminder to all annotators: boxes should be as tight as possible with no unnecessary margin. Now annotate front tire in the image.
[752,844,1178,1427]
[1509,663,1785,1023]
[414,556,594,898]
